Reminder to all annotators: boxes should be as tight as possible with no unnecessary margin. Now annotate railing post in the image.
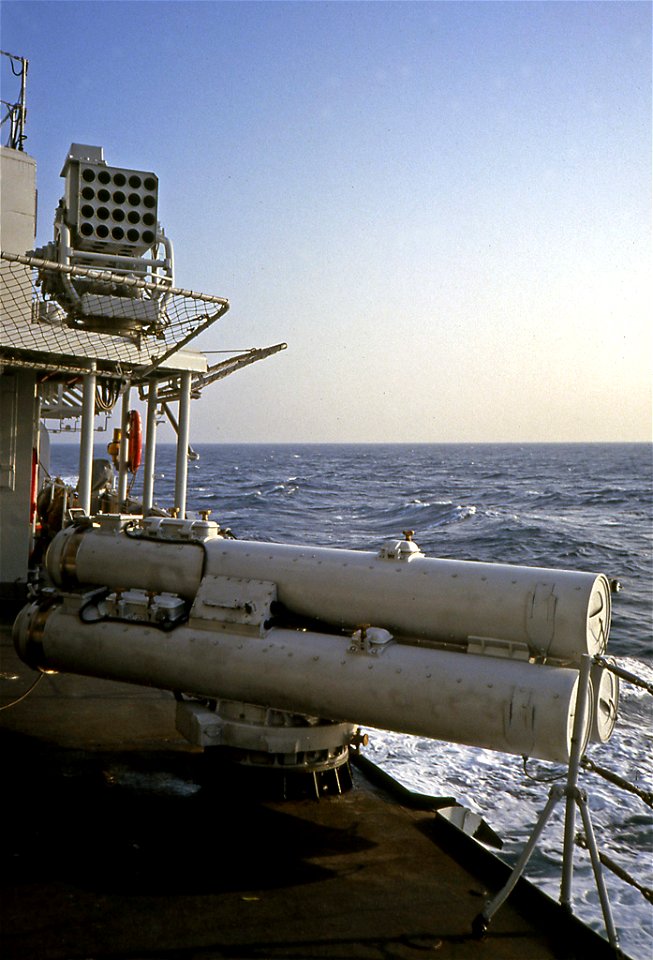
[77,362,96,515]
[174,371,191,517]
[142,380,158,513]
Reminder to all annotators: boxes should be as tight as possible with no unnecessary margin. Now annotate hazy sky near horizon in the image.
[3,1,651,443]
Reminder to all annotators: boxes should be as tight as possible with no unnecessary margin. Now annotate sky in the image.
[2,0,651,443]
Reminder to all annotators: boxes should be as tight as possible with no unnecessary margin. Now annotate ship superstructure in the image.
[1,71,284,602]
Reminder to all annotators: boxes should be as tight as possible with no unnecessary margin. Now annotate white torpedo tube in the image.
[15,596,586,763]
[13,516,620,764]
[46,517,611,663]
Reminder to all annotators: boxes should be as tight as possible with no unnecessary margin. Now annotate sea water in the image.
[49,441,653,959]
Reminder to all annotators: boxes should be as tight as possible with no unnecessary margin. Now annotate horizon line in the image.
[48,438,653,446]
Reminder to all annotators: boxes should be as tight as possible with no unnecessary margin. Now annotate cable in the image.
[580,755,653,809]
[95,381,120,412]
[0,672,44,710]
[575,833,653,904]
[594,655,653,696]
[522,756,567,783]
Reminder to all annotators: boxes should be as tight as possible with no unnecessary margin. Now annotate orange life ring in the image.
[127,410,142,473]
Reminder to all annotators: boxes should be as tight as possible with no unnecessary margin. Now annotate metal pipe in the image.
[141,381,158,513]
[69,250,168,269]
[117,385,130,506]
[154,231,174,287]
[577,793,619,948]
[174,372,191,517]
[162,401,198,461]
[77,362,96,514]
[477,785,565,927]
[560,655,592,908]
[0,252,228,304]
[160,232,174,271]
[56,219,81,305]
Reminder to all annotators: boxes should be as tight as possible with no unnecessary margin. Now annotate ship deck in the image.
[0,619,620,960]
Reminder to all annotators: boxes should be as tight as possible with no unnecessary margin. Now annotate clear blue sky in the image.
[3,1,651,442]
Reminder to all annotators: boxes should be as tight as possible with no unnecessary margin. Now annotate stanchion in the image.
[471,655,620,950]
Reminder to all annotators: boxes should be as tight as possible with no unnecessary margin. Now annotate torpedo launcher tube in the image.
[13,516,619,764]
[45,516,611,663]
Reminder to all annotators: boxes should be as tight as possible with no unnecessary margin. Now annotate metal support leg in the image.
[577,790,619,948]
[174,371,191,518]
[142,381,158,514]
[78,362,96,515]
[471,786,564,937]
[560,656,592,910]
[472,656,617,947]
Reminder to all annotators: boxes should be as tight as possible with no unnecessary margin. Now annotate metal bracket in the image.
[349,624,394,656]
[378,538,424,561]
[102,587,187,627]
[175,699,355,756]
[189,575,277,632]
[467,635,531,661]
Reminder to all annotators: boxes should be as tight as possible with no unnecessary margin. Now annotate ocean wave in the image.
[405,498,476,516]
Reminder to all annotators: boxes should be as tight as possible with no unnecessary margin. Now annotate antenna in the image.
[0,50,28,150]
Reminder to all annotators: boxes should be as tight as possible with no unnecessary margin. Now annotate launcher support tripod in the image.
[471,655,620,951]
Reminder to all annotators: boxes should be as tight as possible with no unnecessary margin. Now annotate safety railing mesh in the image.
[0,252,229,376]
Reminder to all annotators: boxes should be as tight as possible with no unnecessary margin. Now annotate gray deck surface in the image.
[0,622,613,960]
